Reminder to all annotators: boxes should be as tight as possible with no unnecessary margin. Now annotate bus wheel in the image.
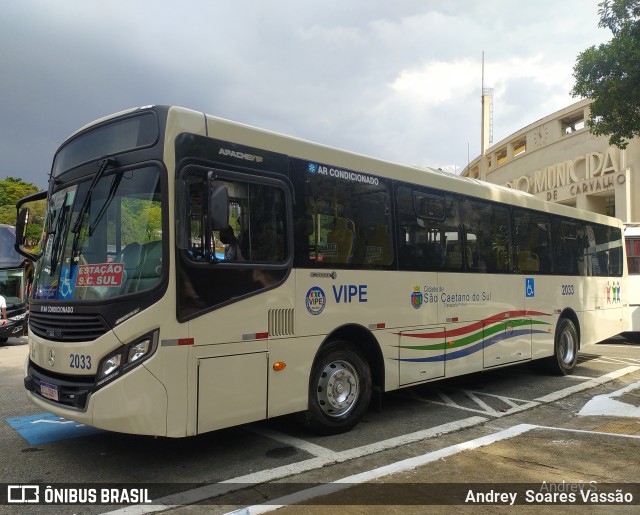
[300,341,372,435]
[545,318,579,375]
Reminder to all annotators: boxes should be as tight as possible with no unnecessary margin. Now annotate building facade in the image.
[463,98,639,222]
[462,98,640,333]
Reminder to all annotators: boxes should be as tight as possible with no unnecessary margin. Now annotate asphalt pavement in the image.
[3,336,640,514]
[216,340,640,514]
[261,399,640,514]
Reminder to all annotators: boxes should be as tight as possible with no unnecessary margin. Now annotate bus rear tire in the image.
[299,341,372,436]
[544,318,579,375]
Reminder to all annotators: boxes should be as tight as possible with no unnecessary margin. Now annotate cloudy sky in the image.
[1,1,611,189]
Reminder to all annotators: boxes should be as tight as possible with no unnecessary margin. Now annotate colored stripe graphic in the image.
[394,310,550,339]
[394,310,553,363]
[398,319,551,351]
[398,329,550,363]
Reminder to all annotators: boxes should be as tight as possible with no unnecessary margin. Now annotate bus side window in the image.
[607,227,623,276]
[514,209,553,274]
[553,219,583,276]
[396,185,458,272]
[586,224,623,277]
[303,171,393,269]
[177,170,290,320]
[462,199,512,273]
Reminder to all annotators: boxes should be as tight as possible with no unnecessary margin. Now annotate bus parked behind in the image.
[0,224,30,342]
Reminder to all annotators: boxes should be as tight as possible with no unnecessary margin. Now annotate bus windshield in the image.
[32,165,163,301]
[0,225,27,309]
[0,225,24,268]
[0,268,25,307]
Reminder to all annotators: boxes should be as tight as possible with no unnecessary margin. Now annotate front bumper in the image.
[24,361,94,410]
[24,358,169,436]
[0,318,27,339]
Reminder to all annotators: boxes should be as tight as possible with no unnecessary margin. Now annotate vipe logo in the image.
[7,485,39,503]
[307,162,319,175]
[305,286,326,315]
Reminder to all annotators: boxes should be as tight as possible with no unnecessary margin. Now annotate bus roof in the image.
[62,105,624,230]
[194,107,623,229]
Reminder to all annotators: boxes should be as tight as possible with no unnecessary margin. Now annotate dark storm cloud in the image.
[0,1,610,189]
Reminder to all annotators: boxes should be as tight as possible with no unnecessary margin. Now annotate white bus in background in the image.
[0,224,30,342]
[15,106,628,437]
[624,224,640,339]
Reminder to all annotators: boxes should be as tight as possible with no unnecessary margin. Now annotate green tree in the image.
[0,177,41,226]
[572,0,640,149]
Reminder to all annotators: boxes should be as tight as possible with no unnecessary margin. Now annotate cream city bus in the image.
[16,106,626,437]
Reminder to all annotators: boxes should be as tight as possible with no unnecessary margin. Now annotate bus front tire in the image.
[299,341,372,436]
[544,318,579,375]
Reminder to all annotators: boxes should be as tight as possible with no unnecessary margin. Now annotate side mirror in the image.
[16,208,30,247]
[208,183,229,231]
[15,190,47,262]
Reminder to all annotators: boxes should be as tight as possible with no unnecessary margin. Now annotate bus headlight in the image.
[96,330,159,388]
[128,339,150,363]
[100,354,122,378]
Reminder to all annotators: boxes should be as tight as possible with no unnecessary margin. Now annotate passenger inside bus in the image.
[219,225,244,261]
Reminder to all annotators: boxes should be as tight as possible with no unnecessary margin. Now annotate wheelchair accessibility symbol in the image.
[525,278,535,298]
[58,265,77,300]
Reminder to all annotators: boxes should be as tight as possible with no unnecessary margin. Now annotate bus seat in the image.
[121,242,142,272]
[366,224,391,264]
[124,241,162,293]
[517,250,539,272]
[324,217,353,264]
[446,243,471,269]
[98,242,142,298]
[495,247,510,271]
[445,244,462,269]
[423,242,445,269]
[345,219,356,262]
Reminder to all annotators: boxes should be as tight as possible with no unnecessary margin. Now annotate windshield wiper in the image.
[72,157,117,234]
[69,156,117,264]
[48,192,69,275]
[88,171,123,236]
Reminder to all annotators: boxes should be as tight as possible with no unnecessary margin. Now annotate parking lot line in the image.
[225,423,538,515]
[102,416,487,515]
[228,422,640,515]
[535,366,639,403]
[578,380,640,417]
[244,426,334,457]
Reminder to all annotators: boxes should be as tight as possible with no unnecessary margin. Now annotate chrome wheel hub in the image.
[560,330,576,364]
[316,360,359,417]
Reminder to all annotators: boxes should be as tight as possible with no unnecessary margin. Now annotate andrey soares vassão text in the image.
[464,484,635,505]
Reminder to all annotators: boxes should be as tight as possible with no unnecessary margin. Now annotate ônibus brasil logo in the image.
[306,286,326,315]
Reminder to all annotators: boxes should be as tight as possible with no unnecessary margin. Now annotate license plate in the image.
[40,381,59,401]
